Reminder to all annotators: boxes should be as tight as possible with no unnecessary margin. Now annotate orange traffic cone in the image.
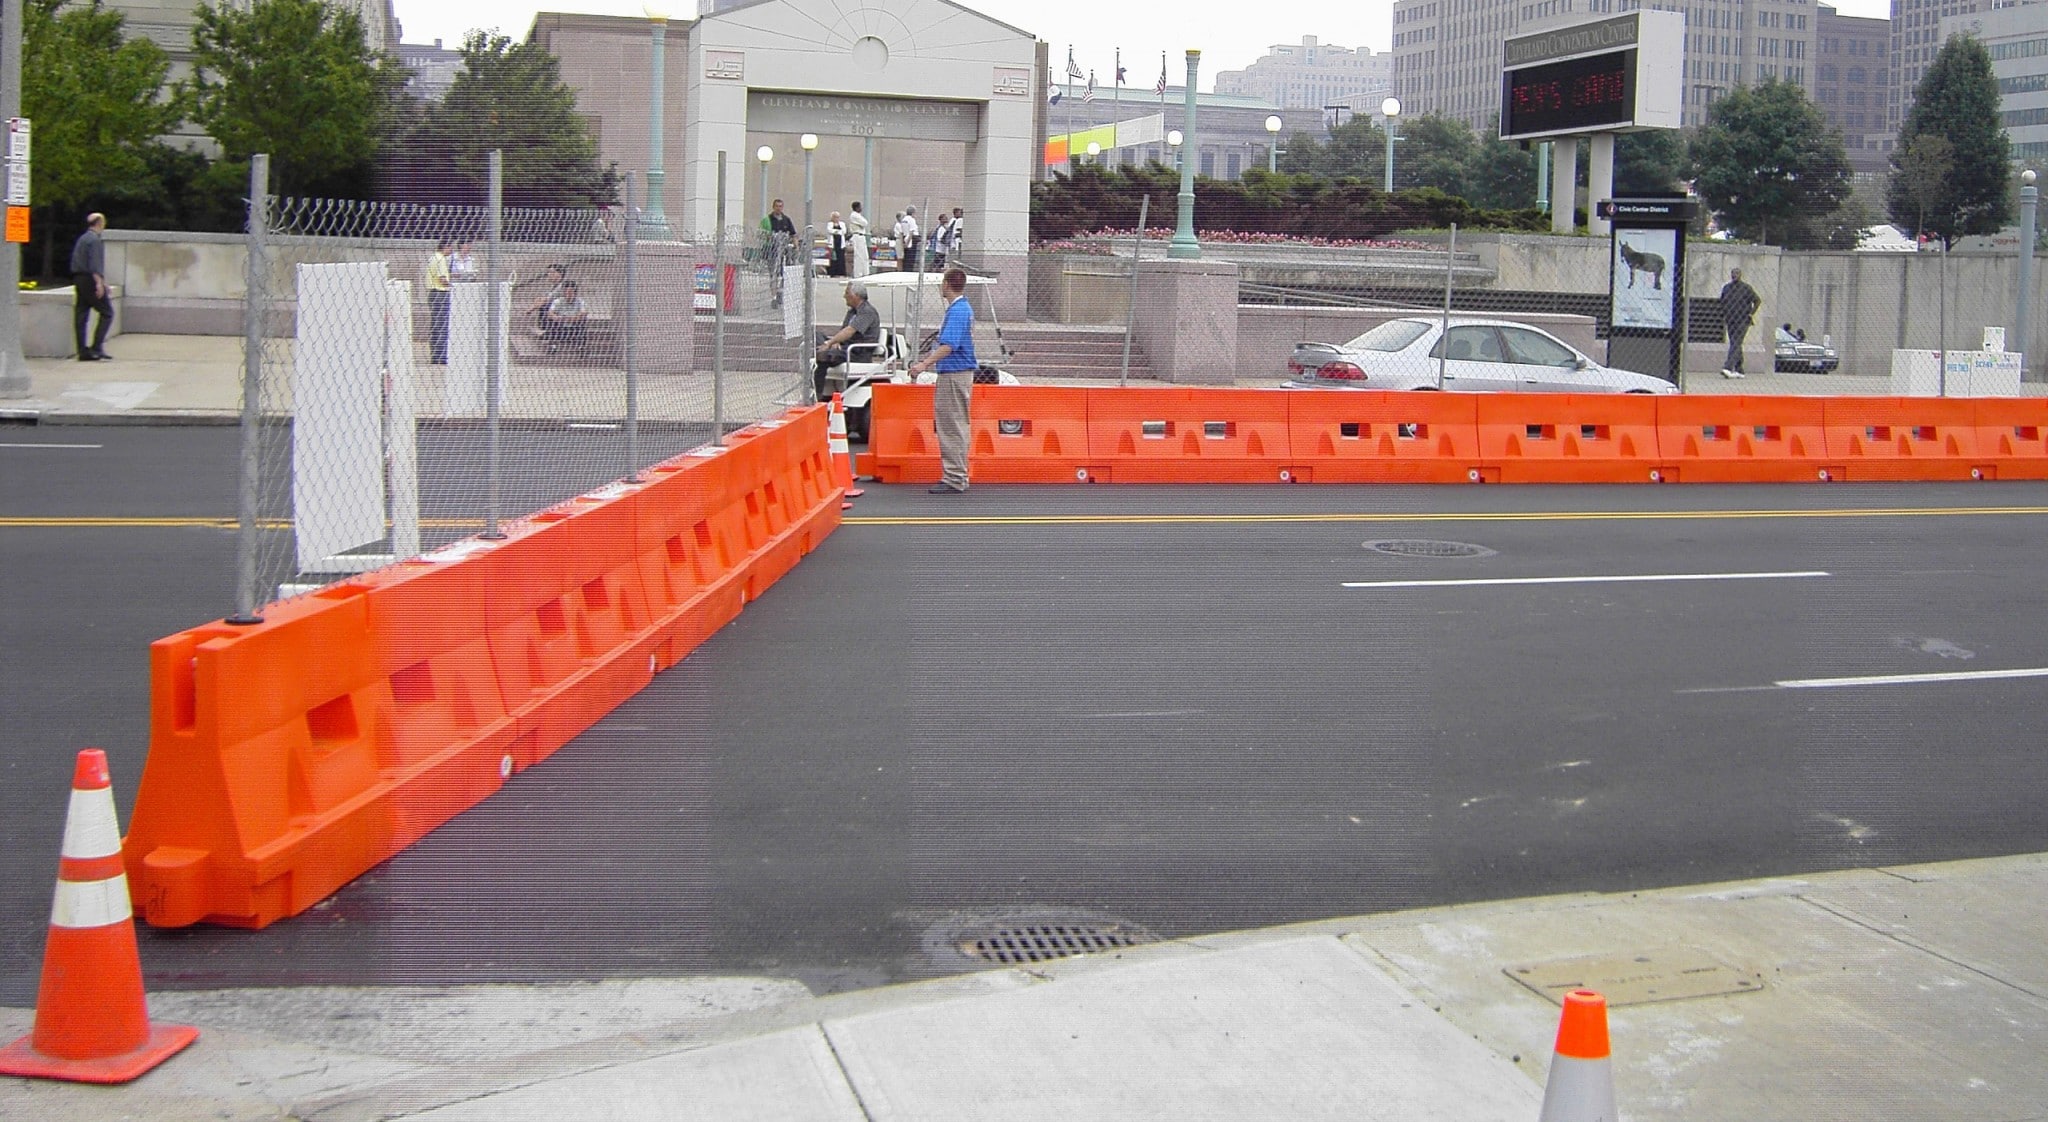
[828,394,864,509]
[0,750,198,1084]
[1537,989,1616,1122]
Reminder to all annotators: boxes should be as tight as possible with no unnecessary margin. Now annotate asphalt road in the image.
[6,424,2048,1003]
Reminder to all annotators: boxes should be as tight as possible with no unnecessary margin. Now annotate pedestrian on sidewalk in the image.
[1719,267,1759,379]
[847,202,871,278]
[71,213,114,361]
[907,267,976,493]
[425,239,453,364]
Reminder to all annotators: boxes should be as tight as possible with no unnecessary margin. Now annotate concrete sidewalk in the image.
[1,333,2025,427]
[3,853,2044,1120]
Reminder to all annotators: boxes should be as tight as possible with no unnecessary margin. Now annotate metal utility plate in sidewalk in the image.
[1504,952,1765,1007]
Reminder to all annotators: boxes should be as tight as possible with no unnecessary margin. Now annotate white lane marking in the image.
[1342,570,1830,590]
[0,442,102,449]
[1777,667,2048,689]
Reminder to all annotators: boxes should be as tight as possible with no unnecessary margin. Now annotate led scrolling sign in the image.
[1501,49,1637,139]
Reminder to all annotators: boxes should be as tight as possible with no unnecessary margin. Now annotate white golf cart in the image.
[825,270,1016,442]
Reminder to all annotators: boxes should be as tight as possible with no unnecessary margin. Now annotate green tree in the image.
[1615,130,1689,195]
[1887,34,2012,246]
[22,0,184,275]
[1278,113,1388,182]
[1392,115,1478,192]
[188,0,403,198]
[1690,78,1852,246]
[384,31,615,207]
[1465,136,1538,211]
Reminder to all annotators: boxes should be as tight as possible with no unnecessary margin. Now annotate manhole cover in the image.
[1364,539,1494,558]
[960,923,1147,964]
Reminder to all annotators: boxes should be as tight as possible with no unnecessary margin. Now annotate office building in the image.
[1944,3,2048,163]
[1389,0,1819,135]
[109,0,401,62]
[1891,0,1997,133]
[399,39,467,102]
[1816,3,1893,173]
[1214,36,1394,114]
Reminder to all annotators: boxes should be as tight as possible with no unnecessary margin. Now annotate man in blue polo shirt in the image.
[908,267,977,493]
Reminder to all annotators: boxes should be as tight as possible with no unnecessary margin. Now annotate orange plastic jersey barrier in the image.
[1476,393,1665,484]
[1972,398,2048,480]
[1282,390,1484,483]
[1646,395,1831,483]
[865,385,2047,486]
[1083,388,1295,483]
[1819,397,1989,482]
[124,407,842,929]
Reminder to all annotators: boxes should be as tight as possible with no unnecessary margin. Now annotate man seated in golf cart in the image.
[813,280,882,403]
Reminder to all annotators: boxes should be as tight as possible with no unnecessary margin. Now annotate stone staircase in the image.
[992,324,1157,382]
[691,316,802,371]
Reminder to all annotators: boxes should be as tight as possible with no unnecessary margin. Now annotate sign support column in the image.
[0,0,31,398]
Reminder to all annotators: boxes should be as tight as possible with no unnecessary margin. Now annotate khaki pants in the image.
[934,370,973,490]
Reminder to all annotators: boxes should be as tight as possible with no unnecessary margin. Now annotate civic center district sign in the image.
[1499,11,1682,141]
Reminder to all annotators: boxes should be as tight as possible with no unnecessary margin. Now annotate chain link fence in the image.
[1027,224,2048,397]
[233,154,818,619]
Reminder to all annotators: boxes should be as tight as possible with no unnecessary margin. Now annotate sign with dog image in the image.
[1611,228,1677,330]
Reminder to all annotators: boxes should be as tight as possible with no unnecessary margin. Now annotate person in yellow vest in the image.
[425,239,453,364]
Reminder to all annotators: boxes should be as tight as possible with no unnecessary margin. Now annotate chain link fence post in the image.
[714,150,728,442]
[231,154,272,625]
[622,171,640,477]
[484,150,506,538]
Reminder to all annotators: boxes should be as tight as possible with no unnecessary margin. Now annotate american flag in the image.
[1067,47,1083,80]
[1154,54,1168,98]
[1083,71,1096,102]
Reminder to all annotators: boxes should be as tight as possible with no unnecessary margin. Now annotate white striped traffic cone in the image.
[0,749,198,1084]
[828,394,864,509]
[1537,988,1617,1122]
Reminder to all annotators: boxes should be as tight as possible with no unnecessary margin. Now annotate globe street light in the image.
[1086,141,1101,164]
[1168,49,1202,260]
[800,133,818,396]
[798,133,815,250]
[1167,128,1183,172]
[640,5,674,238]
[1265,114,1282,174]
[1380,96,1401,193]
[755,145,773,227]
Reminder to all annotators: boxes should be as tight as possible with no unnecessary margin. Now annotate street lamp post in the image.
[801,132,817,399]
[2020,168,2038,380]
[1168,49,1202,260]
[1265,114,1282,174]
[1381,96,1401,193]
[640,6,674,239]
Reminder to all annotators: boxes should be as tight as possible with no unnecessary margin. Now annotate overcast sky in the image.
[395,0,1895,92]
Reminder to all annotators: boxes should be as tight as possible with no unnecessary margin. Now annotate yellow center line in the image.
[843,506,2048,527]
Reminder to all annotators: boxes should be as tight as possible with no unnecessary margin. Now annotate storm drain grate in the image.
[959,924,1148,965]
[1364,539,1494,558]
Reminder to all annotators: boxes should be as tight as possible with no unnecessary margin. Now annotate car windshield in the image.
[1342,320,1432,352]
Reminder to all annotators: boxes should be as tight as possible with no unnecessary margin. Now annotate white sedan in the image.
[1282,317,1679,394]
